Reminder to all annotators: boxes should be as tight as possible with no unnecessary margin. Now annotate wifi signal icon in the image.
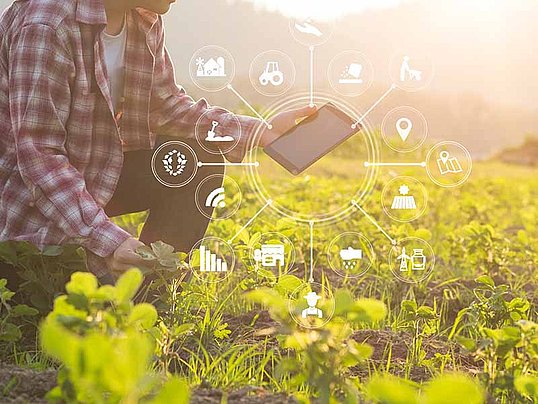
[205,187,226,208]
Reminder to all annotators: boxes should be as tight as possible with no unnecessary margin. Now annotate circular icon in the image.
[328,51,374,97]
[249,51,296,97]
[381,106,428,152]
[189,237,235,283]
[151,141,198,188]
[389,237,435,283]
[425,141,472,188]
[195,174,242,220]
[389,52,434,92]
[247,232,296,274]
[289,17,334,47]
[195,111,241,155]
[288,282,335,329]
[381,177,428,222]
[189,45,235,92]
[246,92,380,225]
[327,232,375,278]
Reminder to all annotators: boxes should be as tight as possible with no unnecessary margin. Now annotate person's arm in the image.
[8,23,133,273]
[148,17,258,162]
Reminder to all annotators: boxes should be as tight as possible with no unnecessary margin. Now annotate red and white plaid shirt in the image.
[0,0,259,274]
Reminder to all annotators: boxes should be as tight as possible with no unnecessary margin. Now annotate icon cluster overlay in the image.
[150,15,473,329]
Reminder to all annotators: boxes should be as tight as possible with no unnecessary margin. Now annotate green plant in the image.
[40,269,189,403]
[245,278,387,403]
[0,278,39,347]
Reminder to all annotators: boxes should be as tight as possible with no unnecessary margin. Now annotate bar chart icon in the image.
[199,245,228,272]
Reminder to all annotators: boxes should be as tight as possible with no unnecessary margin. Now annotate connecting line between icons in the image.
[309,46,315,107]
[308,220,315,283]
[364,162,427,168]
[351,84,397,129]
[197,162,260,167]
[226,84,272,129]
[228,199,273,243]
[350,200,397,246]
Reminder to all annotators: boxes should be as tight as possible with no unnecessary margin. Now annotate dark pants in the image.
[0,136,224,294]
[106,137,223,254]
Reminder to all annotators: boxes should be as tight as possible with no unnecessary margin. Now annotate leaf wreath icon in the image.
[162,149,188,176]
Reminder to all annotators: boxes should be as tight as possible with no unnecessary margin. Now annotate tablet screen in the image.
[264,103,358,175]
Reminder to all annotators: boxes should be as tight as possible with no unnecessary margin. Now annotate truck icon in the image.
[254,244,285,267]
[259,62,284,87]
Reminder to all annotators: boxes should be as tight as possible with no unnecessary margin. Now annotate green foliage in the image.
[40,269,189,403]
[0,241,85,312]
[364,372,485,404]
[0,278,38,345]
[245,282,386,403]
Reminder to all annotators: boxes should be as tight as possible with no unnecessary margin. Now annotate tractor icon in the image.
[259,62,284,87]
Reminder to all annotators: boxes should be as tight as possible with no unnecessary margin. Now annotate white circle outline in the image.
[288,281,335,329]
[388,52,435,92]
[381,176,428,223]
[189,45,236,93]
[249,50,296,97]
[388,237,436,284]
[381,106,429,153]
[245,92,380,225]
[188,236,235,283]
[327,232,375,278]
[425,141,473,188]
[151,141,199,188]
[194,111,242,155]
[194,174,242,221]
[327,50,374,97]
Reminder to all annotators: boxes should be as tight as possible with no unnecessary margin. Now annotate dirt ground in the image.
[0,363,295,403]
[0,314,478,402]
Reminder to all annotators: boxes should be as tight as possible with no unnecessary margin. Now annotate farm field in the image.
[1,144,537,403]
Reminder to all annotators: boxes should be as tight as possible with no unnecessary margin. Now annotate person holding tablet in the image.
[0,0,315,288]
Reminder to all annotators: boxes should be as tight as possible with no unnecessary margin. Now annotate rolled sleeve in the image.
[148,17,262,163]
[9,23,127,264]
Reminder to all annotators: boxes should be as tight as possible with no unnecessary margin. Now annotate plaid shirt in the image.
[0,0,259,275]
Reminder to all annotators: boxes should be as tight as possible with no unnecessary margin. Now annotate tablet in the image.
[264,103,359,175]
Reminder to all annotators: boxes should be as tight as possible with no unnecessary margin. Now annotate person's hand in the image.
[259,105,317,148]
[105,237,146,275]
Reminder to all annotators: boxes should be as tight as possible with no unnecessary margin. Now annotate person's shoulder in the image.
[9,0,77,31]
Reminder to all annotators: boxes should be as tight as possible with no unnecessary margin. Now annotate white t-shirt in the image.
[102,18,127,111]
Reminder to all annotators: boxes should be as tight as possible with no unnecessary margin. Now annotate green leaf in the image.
[348,298,387,324]
[136,245,157,261]
[275,275,302,295]
[128,303,158,330]
[42,245,64,257]
[11,304,39,317]
[0,322,22,342]
[115,269,143,305]
[365,374,418,404]
[151,377,190,404]
[475,275,495,288]
[422,373,485,404]
[65,272,98,296]
[151,241,175,258]
[515,375,538,400]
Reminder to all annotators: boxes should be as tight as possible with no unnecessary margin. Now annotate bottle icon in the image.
[411,249,426,271]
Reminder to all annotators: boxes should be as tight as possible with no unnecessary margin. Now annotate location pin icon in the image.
[439,151,449,164]
[396,117,413,141]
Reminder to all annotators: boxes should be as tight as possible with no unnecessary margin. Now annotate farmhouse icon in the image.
[196,56,226,78]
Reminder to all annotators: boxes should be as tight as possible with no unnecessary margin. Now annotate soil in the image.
[0,364,56,403]
[0,363,295,403]
[0,314,480,402]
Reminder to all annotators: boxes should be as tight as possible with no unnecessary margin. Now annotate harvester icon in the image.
[259,62,284,87]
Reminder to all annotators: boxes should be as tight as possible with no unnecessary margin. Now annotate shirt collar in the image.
[75,0,158,34]
[76,0,107,26]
